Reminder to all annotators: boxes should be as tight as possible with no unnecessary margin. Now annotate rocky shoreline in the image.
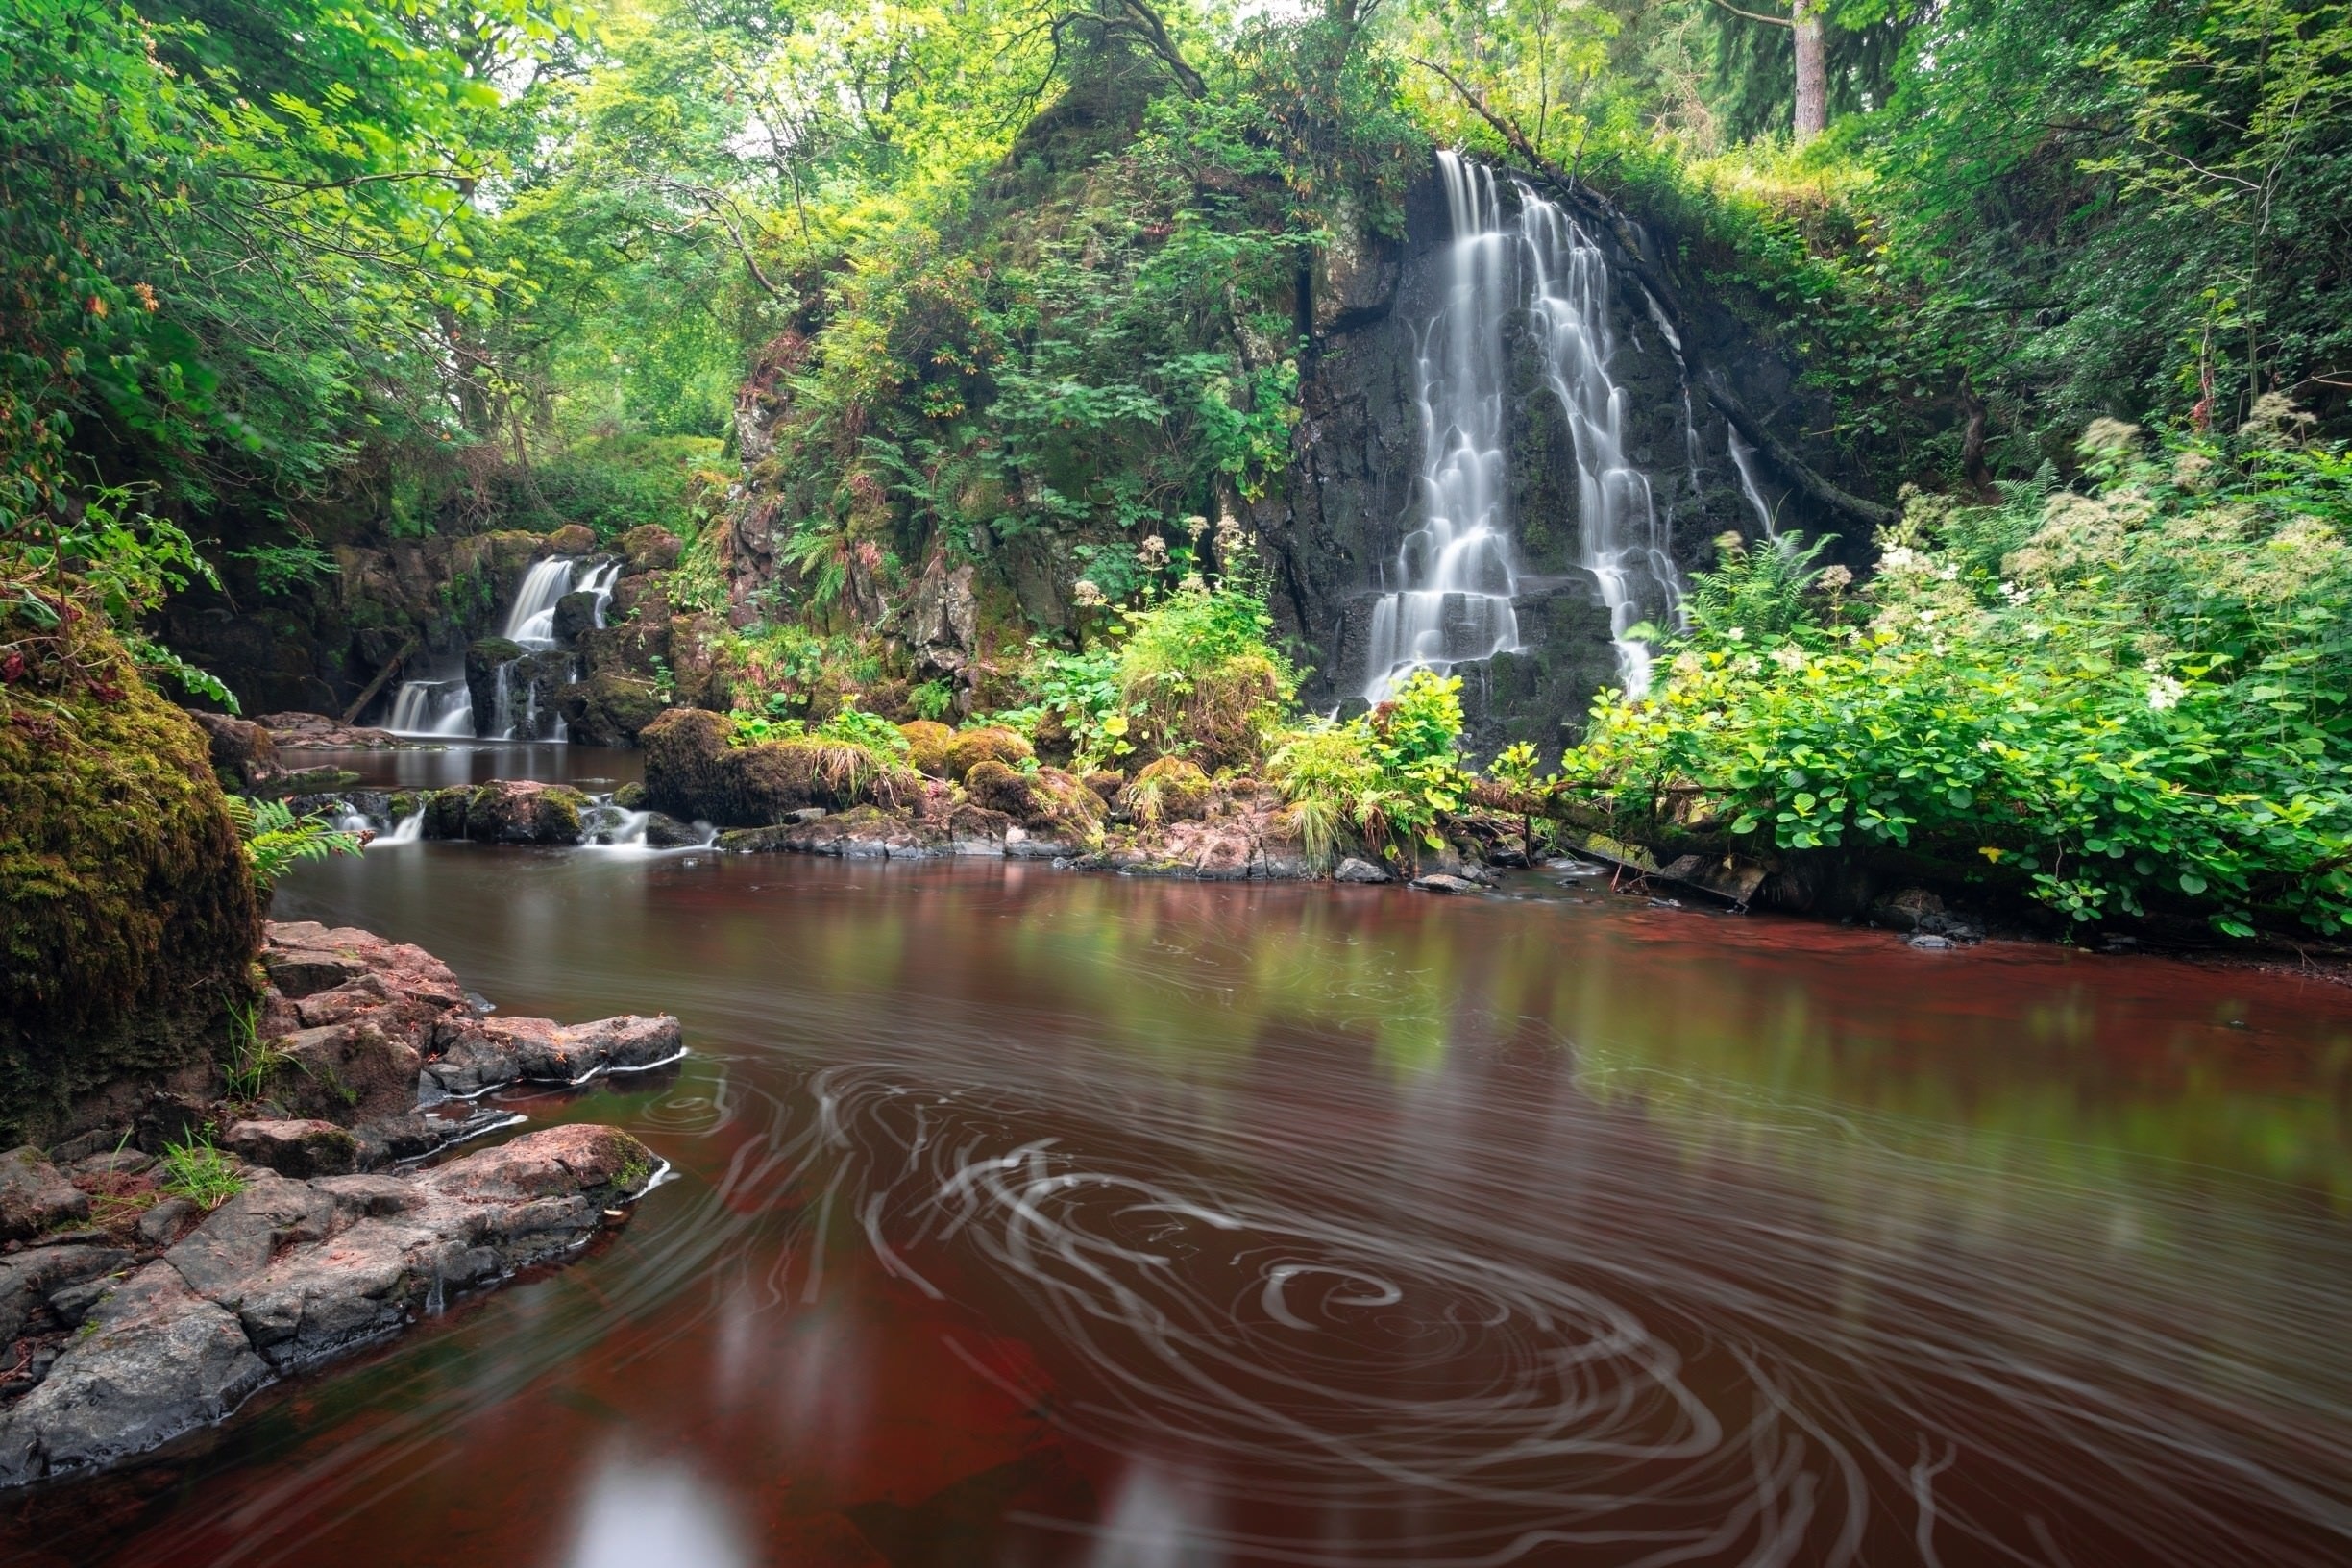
[0,922,681,1489]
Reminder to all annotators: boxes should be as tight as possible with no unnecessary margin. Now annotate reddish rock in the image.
[187,711,280,788]
[256,712,403,750]
[424,1013,683,1100]
[0,1124,658,1486]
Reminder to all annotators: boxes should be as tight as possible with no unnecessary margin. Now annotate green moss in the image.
[0,632,261,1143]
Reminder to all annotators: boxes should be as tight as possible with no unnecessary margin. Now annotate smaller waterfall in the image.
[385,678,475,738]
[579,559,622,628]
[581,795,650,848]
[502,557,579,651]
[369,810,425,847]
[1727,428,1778,539]
[1522,190,1680,696]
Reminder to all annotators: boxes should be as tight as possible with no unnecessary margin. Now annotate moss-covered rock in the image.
[964,762,1103,845]
[537,524,598,558]
[899,720,955,777]
[943,725,1033,781]
[643,706,921,825]
[1116,757,1214,826]
[0,639,260,1144]
[558,671,668,747]
[617,525,683,574]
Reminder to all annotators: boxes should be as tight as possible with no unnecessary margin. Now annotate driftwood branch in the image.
[1410,58,1896,532]
[343,636,419,725]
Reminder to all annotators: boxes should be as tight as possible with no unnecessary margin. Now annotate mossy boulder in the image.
[418,781,587,844]
[899,720,955,777]
[943,725,1033,781]
[643,707,921,825]
[1116,757,1215,826]
[537,524,598,558]
[617,525,682,574]
[964,762,1102,845]
[559,671,667,747]
[0,640,260,1144]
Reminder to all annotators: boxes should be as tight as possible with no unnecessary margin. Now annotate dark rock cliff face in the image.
[1245,159,1858,761]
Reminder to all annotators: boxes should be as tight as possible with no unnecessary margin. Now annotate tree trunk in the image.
[1792,0,1827,142]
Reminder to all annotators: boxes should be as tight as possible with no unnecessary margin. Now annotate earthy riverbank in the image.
[0,921,680,1489]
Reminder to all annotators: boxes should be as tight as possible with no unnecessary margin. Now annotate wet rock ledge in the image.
[0,922,680,1489]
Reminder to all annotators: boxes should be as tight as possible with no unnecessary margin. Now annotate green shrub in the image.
[1565,428,2352,937]
[1270,670,1467,869]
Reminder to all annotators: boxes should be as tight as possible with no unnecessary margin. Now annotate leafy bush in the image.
[1565,428,2352,937]
[1109,535,1297,771]
[1270,670,1467,868]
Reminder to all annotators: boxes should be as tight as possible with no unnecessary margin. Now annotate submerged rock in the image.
[1410,873,1481,895]
[0,1124,658,1488]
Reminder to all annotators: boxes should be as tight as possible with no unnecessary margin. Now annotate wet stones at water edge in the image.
[0,1124,660,1489]
[256,920,682,1157]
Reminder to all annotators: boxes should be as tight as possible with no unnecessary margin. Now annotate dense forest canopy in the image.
[5,0,2351,940]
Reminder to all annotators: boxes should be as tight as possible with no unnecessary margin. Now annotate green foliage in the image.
[1270,670,1467,867]
[221,998,287,1101]
[1568,427,2352,937]
[527,437,727,544]
[158,1127,245,1212]
[908,679,957,722]
[224,796,363,891]
[231,541,336,598]
[1678,528,1847,645]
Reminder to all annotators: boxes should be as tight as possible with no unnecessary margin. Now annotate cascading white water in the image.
[578,559,621,629]
[502,557,579,651]
[1360,153,1521,704]
[368,810,425,847]
[1521,190,1681,696]
[1727,427,1778,539]
[385,678,476,738]
[1360,154,1683,702]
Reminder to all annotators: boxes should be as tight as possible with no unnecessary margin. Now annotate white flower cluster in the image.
[2147,675,2186,712]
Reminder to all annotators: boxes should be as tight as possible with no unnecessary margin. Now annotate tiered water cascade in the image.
[380,555,619,741]
[1360,152,1683,702]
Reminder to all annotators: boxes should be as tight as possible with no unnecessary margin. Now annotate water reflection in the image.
[10,852,2352,1566]
[564,1454,747,1568]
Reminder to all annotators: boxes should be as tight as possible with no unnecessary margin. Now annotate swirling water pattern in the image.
[8,849,2351,1567]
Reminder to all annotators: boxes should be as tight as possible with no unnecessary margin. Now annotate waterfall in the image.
[369,810,425,847]
[1728,427,1778,539]
[502,557,579,651]
[385,677,476,738]
[1522,191,1681,696]
[1360,152,1521,704]
[1360,153,1683,703]
[579,559,622,628]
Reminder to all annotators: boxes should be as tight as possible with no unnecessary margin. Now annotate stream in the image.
[8,828,2352,1564]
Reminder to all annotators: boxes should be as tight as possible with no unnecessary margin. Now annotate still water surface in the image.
[10,844,2352,1566]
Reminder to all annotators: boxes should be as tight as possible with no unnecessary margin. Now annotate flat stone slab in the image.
[0,1124,657,1488]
